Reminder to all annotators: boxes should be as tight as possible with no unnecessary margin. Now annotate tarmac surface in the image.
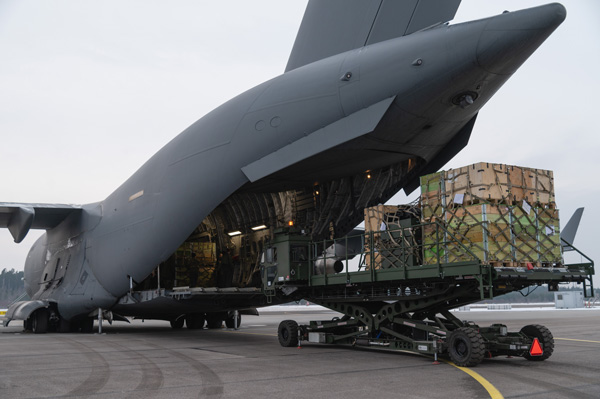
[1,307,599,399]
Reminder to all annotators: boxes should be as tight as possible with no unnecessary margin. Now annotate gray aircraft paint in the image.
[0,2,566,322]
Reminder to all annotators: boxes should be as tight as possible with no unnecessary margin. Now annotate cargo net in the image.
[420,202,561,266]
[363,203,427,270]
[420,162,555,207]
[420,163,561,267]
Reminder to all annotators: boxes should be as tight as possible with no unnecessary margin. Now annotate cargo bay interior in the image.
[137,158,421,291]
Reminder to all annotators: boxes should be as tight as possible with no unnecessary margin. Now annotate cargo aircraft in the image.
[1,1,568,332]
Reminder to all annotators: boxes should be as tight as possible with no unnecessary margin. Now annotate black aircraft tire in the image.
[448,327,485,367]
[69,319,81,332]
[31,309,49,334]
[521,324,554,361]
[225,314,242,329]
[186,314,206,330]
[80,318,94,333]
[23,318,33,332]
[278,320,299,347]
[57,318,71,333]
[170,317,185,329]
[206,314,223,329]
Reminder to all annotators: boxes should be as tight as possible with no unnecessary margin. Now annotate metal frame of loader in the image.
[268,220,594,366]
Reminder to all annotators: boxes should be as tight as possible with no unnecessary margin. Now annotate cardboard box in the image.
[421,162,555,208]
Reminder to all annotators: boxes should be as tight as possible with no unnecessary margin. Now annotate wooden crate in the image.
[363,205,421,269]
[364,205,403,232]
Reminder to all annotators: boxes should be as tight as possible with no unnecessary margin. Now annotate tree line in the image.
[0,268,25,307]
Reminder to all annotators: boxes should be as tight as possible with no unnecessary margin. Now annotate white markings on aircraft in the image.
[129,190,144,202]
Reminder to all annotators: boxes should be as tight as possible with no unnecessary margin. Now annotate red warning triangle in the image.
[529,338,544,356]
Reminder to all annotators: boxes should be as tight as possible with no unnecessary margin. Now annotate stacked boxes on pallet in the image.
[363,204,421,269]
[420,162,561,266]
[175,241,217,287]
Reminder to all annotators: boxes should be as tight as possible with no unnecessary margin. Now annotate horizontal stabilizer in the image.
[0,202,81,243]
[286,0,461,72]
[560,207,584,251]
[242,96,396,183]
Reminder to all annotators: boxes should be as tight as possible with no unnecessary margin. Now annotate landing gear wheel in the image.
[170,317,185,329]
[225,313,241,329]
[278,320,299,347]
[206,313,223,329]
[57,318,71,333]
[521,324,554,361]
[448,327,485,367]
[23,318,33,332]
[80,318,94,333]
[186,314,206,330]
[31,309,49,334]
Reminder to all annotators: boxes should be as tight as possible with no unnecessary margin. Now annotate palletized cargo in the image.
[420,163,560,267]
[421,162,555,207]
[175,241,217,286]
[421,202,560,266]
[363,204,421,269]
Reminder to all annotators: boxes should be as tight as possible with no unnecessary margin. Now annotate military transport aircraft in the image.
[1,0,567,332]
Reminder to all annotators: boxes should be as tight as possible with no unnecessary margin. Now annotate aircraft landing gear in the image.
[23,318,33,332]
[80,318,94,333]
[185,313,206,329]
[206,312,225,329]
[170,317,185,329]
[31,309,49,334]
[225,312,241,329]
[57,318,71,333]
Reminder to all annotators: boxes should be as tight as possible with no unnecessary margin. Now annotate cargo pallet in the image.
[263,220,594,366]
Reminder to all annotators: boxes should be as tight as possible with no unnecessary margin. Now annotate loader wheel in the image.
[448,327,485,367]
[521,324,554,361]
[278,320,299,347]
[225,313,242,329]
[31,309,49,334]
[170,317,185,329]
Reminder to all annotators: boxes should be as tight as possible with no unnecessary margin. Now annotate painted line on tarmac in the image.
[556,337,600,344]
[222,329,503,397]
[444,361,504,399]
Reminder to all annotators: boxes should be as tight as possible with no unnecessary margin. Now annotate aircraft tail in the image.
[285,0,462,72]
[560,207,584,251]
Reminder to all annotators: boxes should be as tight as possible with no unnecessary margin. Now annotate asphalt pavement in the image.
[1,307,599,398]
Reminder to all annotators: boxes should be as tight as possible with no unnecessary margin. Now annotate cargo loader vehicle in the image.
[264,211,593,366]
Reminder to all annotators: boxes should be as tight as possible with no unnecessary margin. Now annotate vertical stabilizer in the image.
[285,0,461,72]
[561,207,584,251]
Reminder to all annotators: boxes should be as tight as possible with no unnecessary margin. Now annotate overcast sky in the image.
[1,1,598,285]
